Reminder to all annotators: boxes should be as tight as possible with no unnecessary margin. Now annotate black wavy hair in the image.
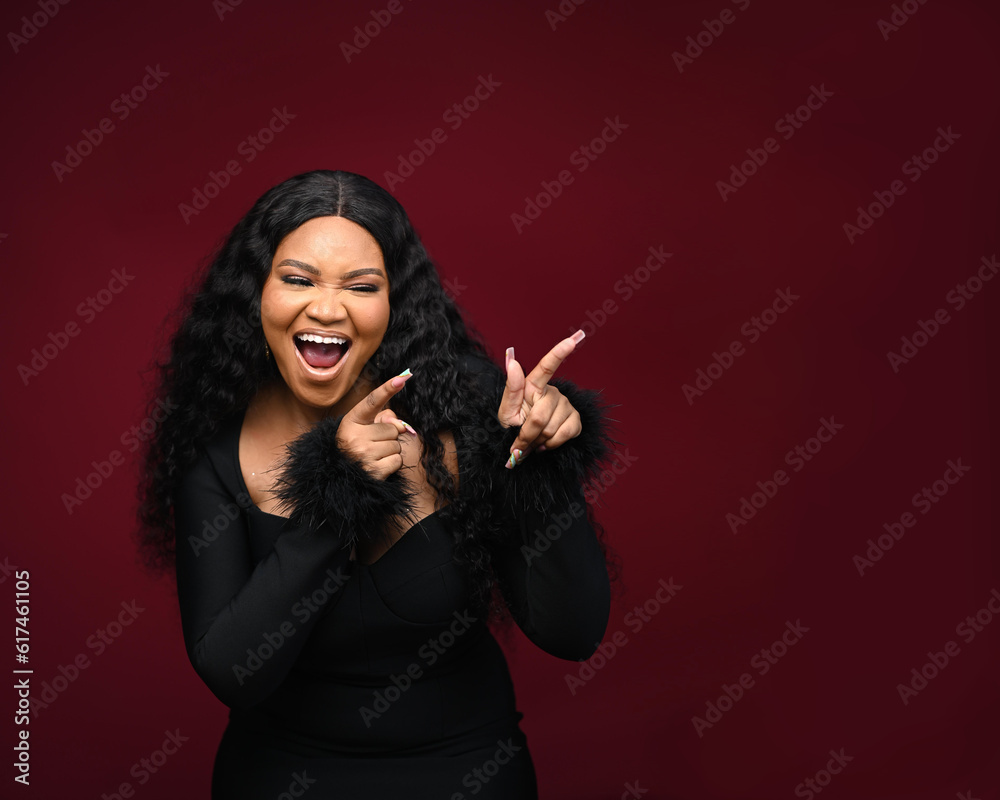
[133,169,616,618]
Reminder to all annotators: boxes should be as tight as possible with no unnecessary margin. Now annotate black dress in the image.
[172,356,615,798]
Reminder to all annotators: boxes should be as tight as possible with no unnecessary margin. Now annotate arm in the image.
[461,355,620,660]
[490,479,612,661]
[173,415,416,709]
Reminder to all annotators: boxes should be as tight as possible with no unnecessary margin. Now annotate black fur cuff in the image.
[459,376,621,514]
[270,414,418,545]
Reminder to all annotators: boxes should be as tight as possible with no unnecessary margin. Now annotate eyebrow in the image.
[276,259,386,280]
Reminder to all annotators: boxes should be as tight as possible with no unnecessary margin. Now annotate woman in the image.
[135,169,618,798]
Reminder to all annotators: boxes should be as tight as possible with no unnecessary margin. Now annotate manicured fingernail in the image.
[391,368,412,388]
[505,449,523,469]
[537,444,547,452]
[571,329,585,345]
[505,347,514,371]
[401,421,417,435]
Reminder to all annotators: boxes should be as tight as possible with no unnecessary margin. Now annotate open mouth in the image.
[293,332,351,370]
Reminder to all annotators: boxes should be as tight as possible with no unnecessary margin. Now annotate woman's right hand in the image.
[335,369,417,480]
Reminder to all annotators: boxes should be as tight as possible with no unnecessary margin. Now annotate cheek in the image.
[259,282,275,321]
[260,285,291,327]
[355,298,391,334]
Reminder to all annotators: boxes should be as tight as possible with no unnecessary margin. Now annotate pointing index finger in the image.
[524,330,585,391]
[348,368,413,425]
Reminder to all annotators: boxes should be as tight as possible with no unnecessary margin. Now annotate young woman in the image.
[135,169,618,798]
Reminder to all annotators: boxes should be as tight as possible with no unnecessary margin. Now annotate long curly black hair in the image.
[133,169,617,619]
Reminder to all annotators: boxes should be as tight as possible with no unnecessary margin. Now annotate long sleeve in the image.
[489,481,612,660]
[173,414,417,709]
[458,354,620,661]
[174,456,351,709]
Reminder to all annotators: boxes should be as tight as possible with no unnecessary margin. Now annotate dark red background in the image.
[2,0,999,796]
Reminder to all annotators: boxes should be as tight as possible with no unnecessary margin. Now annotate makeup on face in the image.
[261,216,390,412]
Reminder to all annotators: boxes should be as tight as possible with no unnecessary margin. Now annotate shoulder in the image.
[174,411,248,507]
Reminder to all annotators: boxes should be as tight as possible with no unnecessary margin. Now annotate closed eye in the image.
[281,277,380,293]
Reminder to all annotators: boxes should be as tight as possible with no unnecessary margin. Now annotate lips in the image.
[293,331,351,370]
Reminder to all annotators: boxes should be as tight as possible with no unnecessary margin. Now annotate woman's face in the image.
[260,215,390,414]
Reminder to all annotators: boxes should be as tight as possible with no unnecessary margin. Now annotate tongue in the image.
[299,341,346,369]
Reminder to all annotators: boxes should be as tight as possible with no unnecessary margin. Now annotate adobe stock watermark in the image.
[13,568,29,786]
[793,749,853,799]
[682,287,799,405]
[187,493,253,556]
[691,619,809,736]
[453,739,524,798]
[17,268,136,387]
[358,610,477,727]
[521,500,585,566]
[29,600,145,718]
[523,446,638,565]
[564,578,682,695]
[565,445,637,519]
[876,0,931,41]
[213,0,246,22]
[886,255,998,373]
[275,772,317,800]
[340,0,413,63]
[567,246,671,345]
[510,116,629,233]
[620,779,648,799]
[842,125,960,244]
[179,106,297,224]
[672,0,751,73]
[726,416,844,534]
[716,85,834,201]
[7,0,71,54]
[99,730,189,800]
[233,567,350,686]
[852,458,969,576]
[0,557,19,585]
[61,396,179,514]
[545,0,587,31]
[383,74,501,191]
[51,65,169,182]
[896,588,1000,706]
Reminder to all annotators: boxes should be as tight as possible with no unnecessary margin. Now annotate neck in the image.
[257,373,378,433]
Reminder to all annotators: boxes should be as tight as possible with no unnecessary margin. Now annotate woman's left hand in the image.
[497,330,586,469]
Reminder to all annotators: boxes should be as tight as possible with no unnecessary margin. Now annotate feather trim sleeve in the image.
[456,356,622,515]
[269,414,419,546]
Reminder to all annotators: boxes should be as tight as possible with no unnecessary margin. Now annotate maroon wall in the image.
[3,0,999,796]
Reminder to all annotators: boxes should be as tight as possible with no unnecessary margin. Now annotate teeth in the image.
[295,333,349,345]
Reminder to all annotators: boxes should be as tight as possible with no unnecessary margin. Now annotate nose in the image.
[305,285,346,323]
